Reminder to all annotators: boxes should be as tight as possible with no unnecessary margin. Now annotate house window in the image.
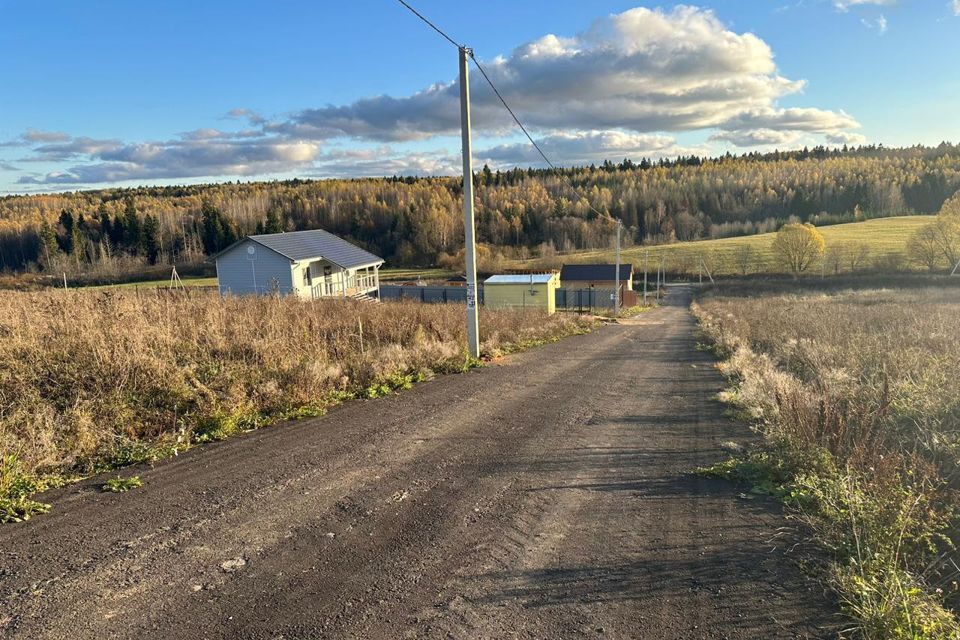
[303,267,312,287]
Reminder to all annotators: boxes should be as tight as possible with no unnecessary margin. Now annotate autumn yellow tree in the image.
[931,191,960,268]
[906,223,945,271]
[771,223,825,275]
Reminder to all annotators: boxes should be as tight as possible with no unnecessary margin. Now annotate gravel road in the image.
[0,285,839,639]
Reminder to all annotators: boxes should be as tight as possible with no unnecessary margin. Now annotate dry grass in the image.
[695,283,960,638]
[0,289,592,516]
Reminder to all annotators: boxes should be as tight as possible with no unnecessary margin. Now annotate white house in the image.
[214,229,384,300]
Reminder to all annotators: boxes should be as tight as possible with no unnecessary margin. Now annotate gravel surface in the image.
[0,285,839,639]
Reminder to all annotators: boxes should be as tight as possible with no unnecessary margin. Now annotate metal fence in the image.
[379,285,484,304]
[555,288,618,311]
[379,284,619,311]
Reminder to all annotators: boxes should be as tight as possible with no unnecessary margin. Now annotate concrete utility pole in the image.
[459,45,480,359]
[614,219,622,316]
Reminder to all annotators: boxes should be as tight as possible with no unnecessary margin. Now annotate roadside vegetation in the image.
[0,290,593,521]
[103,476,143,493]
[694,282,960,638]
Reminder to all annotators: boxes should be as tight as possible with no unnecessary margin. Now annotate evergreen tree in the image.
[122,198,141,251]
[108,213,125,249]
[264,207,284,234]
[141,215,162,264]
[57,209,76,254]
[200,201,236,254]
[38,221,59,269]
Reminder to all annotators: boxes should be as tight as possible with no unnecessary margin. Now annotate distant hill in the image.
[1,143,958,276]
[526,216,936,277]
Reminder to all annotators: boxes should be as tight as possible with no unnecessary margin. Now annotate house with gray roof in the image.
[213,229,384,300]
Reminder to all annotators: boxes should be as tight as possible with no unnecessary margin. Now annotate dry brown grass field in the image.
[695,281,960,639]
[0,290,592,521]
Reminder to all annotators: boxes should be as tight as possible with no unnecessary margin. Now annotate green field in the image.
[86,276,218,290]
[379,267,456,282]
[527,215,935,276]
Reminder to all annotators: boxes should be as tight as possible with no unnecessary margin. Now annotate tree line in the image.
[1,142,959,276]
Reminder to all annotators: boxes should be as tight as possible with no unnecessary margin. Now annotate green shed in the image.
[483,273,559,313]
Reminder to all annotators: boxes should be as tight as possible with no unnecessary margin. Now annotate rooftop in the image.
[240,229,383,269]
[484,274,557,285]
[560,263,633,282]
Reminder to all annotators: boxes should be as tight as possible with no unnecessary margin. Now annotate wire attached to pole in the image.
[395,0,462,48]
[394,0,612,222]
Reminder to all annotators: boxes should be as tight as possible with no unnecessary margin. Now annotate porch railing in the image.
[311,273,378,299]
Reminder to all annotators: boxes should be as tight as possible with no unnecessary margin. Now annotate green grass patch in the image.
[514,215,934,276]
[103,475,143,493]
[0,455,53,523]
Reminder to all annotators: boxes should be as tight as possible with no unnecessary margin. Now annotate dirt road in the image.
[0,286,838,639]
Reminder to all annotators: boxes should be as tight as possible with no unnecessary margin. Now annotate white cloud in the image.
[7,5,862,187]
[277,6,855,142]
[861,14,889,33]
[480,130,707,165]
[0,128,72,147]
[18,137,320,185]
[710,128,803,147]
[310,147,460,178]
[825,131,868,145]
[834,0,897,11]
[952,0,960,16]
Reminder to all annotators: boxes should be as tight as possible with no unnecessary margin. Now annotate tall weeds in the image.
[695,286,960,639]
[0,289,591,517]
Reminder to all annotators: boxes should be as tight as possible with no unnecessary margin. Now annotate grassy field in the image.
[695,281,960,639]
[516,216,934,276]
[379,267,456,282]
[0,290,592,522]
[85,276,218,290]
[81,267,454,290]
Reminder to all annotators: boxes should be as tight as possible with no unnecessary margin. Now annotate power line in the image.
[395,0,461,49]
[468,54,554,170]
[394,0,611,220]
[469,53,610,220]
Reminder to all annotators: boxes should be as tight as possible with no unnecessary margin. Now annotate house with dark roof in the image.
[213,229,384,299]
[559,264,634,291]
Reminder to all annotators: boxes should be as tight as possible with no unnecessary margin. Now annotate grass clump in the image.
[103,476,143,493]
[0,290,594,520]
[0,455,52,522]
[694,284,960,639]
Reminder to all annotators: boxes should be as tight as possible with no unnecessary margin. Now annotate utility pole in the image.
[656,259,661,301]
[459,45,480,359]
[614,219,622,316]
[643,249,648,305]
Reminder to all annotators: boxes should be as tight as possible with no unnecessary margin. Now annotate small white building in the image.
[214,229,384,300]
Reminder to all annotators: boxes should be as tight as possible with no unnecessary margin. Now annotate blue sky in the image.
[1,0,958,194]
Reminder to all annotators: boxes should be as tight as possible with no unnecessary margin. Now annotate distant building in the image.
[213,229,383,299]
[559,263,634,291]
[483,273,560,313]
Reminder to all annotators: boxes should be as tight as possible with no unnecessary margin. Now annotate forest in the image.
[1,143,959,277]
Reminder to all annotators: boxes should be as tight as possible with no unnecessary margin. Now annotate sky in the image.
[1,0,958,194]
